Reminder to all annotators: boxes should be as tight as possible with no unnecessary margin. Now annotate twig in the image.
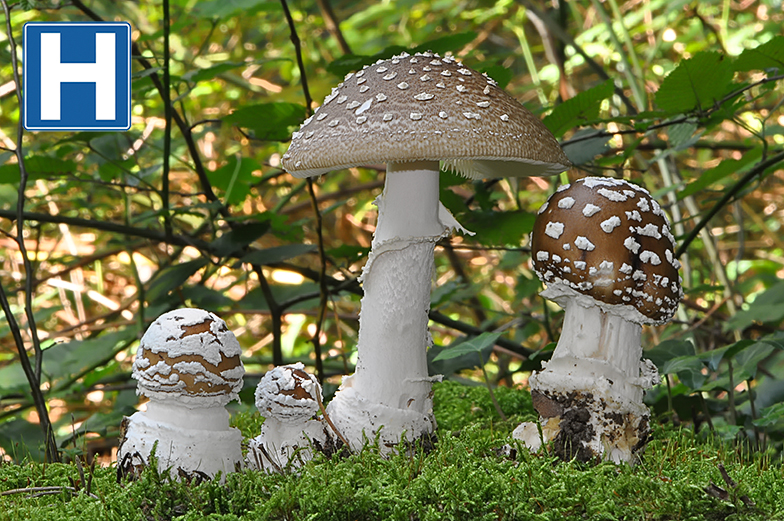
[315,0,352,55]
[316,386,351,449]
[675,150,784,257]
[254,266,284,366]
[281,0,327,381]
[162,0,173,237]
[0,486,98,500]
[0,0,59,464]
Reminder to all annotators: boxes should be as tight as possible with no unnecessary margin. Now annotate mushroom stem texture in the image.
[327,160,460,450]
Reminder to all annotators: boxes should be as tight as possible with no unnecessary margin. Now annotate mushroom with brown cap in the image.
[513,177,683,464]
[282,51,570,451]
[246,363,332,472]
[117,308,245,479]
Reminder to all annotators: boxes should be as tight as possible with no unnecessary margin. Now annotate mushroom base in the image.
[246,418,331,473]
[117,410,242,480]
[514,388,652,465]
[326,382,438,454]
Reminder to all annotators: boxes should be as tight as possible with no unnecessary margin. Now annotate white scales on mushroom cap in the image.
[282,51,571,179]
[132,307,244,407]
[532,176,683,326]
[247,363,330,472]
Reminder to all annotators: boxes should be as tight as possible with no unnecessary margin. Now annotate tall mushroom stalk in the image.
[514,177,683,464]
[283,51,570,450]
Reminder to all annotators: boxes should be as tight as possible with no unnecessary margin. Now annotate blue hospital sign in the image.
[23,22,131,131]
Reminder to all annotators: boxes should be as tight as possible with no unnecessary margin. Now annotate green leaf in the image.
[661,354,706,390]
[561,129,612,165]
[478,65,512,90]
[0,156,76,184]
[734,35,784,72]
[224,102,307,142]
[184,61,248,83]
[735,341,776,380]
[433,332,502,362]
[207,157,260,206]
[146,258,208,303]
[0,418,46,463]
[211,220,271,257]
[753,402,784,428]
[411,31,477,56]
[326,32,476,78]
[724,280,784,332]
[543,80,614,138]
[193,0,279,19]
[678,148,762,200]
[646,339,695,370]
[40,329,136,390]
[655,52,734,114]
[460,211,535,246]
[240,244,317,266]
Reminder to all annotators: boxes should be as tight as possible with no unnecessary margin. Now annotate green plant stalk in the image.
[606,0,645,106]
[591,0,646,111]
[506,15,547,106]
[478,353,507,421]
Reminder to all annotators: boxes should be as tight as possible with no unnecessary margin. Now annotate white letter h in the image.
[40,32,116,120]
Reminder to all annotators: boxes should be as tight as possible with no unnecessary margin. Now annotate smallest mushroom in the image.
[246,363,332,472]
[514,177,683,464]
[118,308,245,480]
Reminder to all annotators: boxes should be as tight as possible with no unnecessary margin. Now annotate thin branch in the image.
[162,0,173,237]
[0,0,59,464]
[281,0,326,380]
[675,150,784,258]
[315,0,352,55]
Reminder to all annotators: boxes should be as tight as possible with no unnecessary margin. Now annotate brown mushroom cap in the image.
[531,177,683,325]
[133,308,244,406]
[282,51,570,179]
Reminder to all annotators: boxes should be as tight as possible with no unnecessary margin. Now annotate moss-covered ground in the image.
[1,381,782,520]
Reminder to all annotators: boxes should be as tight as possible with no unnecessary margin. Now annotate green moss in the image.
[1,382,783,520]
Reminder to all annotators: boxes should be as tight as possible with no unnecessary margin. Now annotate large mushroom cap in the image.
[282,51,570,179]
[133,308,244,406]
[255,363,321,424]
[531,177,683,325]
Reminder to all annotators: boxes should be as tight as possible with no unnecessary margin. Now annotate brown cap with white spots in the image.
[282,51,570,179]
[531,177,683,325]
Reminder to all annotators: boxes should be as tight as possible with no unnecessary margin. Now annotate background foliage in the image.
[0,0,783,494]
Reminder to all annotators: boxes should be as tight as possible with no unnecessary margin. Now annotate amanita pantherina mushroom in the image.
[514,177,682,464]
[282,51,570,451]
[118,308,245,479]
[246,363,331,472]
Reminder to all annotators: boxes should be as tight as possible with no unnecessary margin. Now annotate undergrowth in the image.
[1,381,782,521]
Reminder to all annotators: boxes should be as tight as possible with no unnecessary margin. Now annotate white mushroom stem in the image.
[328,160,466,449]
[144,401,231,431]
[247,418,328,472]
[533,286,659,405]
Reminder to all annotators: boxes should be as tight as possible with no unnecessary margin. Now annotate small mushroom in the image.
[514,177,682,464]
[117,308,244,479]
[283,51,570,451]
[246,363,331,472]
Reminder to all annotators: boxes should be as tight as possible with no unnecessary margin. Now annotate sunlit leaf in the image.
[724,281,784,331]
[655,51,734,114]
[0,156,76,183]
[240,244,317,266]
[433,332,501,362]
[543,79,614,138]
[678,148,762,200]
[734,36,784,72]
[193,0,279,19]
[146,258,208,303]
[224,102,307,142]
[461,211,535,246]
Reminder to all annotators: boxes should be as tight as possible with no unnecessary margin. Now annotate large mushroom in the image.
[514,177,682,464]
[246,363,332,472]
[282,51,570,451]
[118,308,245,479]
